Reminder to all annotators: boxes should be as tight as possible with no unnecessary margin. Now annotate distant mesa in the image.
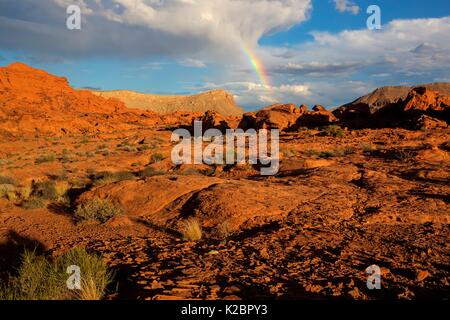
[90,89,244,117]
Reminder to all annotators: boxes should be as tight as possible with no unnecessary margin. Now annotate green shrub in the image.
[324,125,345,137]
[75,199,123,223]
[318,151,335,159]
[137,145,151,152]
[0,248,113,300]
[151,153,165,163]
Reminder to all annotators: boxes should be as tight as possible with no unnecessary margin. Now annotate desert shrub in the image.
[361,143,373,153]
[0,184,15,199]
[282,148,297,158]
[21,197,46,210]
[6,191,17,202]
[75,199,123,223]
[0,248,113,300]
[303,149,319,157]
[318,151,335,159]
[216,221,232,239]
[19,186,32,200]
[138,167,164,178]
[117,145,137,152]
[324,125,345,137]
[31,181,58,200]
[92,171,135,186]
[343,147,355,155]
[137,144,151,152]
[151,153,165,163]
[35,154,56,164]
[0,176,17,185]
[182,218,202,241]
[96,144,108,151]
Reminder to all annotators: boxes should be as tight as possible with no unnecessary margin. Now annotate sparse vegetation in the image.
[0,248,113,300]
[0,175,17,185]
[182,218,203,241]
[31,181,59,201]
[138,167,164,178]
[0,184,15,199]
[361,143,373,153]
[282,148,297,158]
[216,221,232,239]
[21,197,46,210]
[137,144,151,152]
[35,154,56,164]
[151,153,165,163]
[303,149,319,157]
[318,151,335,159]
[92,171,135,186]
[75,198,123,223]
[324,125,345,137]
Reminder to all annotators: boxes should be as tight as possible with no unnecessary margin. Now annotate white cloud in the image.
[265,16,450,80]
[333,0,360,15]
[179,58,206,68]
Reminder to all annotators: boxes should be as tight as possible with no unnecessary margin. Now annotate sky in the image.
[0,0,449,111]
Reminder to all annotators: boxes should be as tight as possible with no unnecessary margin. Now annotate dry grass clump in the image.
[0,248,113,300]
[0,183,16,200]
[75,198,123,223]
[35,154,56,164]
[92,171,135,186]
[182,218,203,242]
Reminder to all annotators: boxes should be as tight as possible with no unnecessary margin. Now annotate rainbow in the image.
[241,44,271,91]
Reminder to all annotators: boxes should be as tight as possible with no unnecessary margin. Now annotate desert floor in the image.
[0,126,449,300]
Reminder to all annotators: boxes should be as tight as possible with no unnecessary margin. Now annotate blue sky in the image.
[1,0,449,111]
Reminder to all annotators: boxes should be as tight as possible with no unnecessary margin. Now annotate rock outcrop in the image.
[335,85,450,129]
[193,110,239,133]
[0,62,160,136]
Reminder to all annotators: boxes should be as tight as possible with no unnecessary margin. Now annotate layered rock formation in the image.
[91,89,244,117]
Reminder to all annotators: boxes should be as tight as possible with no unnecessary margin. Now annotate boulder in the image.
[296,109,338,128]
[313,105,326,112]
[194,110,235,133]
[237,112,257,130]
[252,103,303,131]
[414,115,448,130]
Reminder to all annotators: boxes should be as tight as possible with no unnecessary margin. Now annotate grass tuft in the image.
[0,248,113,300]
[182,218,202,242]
[75,198,123,223]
